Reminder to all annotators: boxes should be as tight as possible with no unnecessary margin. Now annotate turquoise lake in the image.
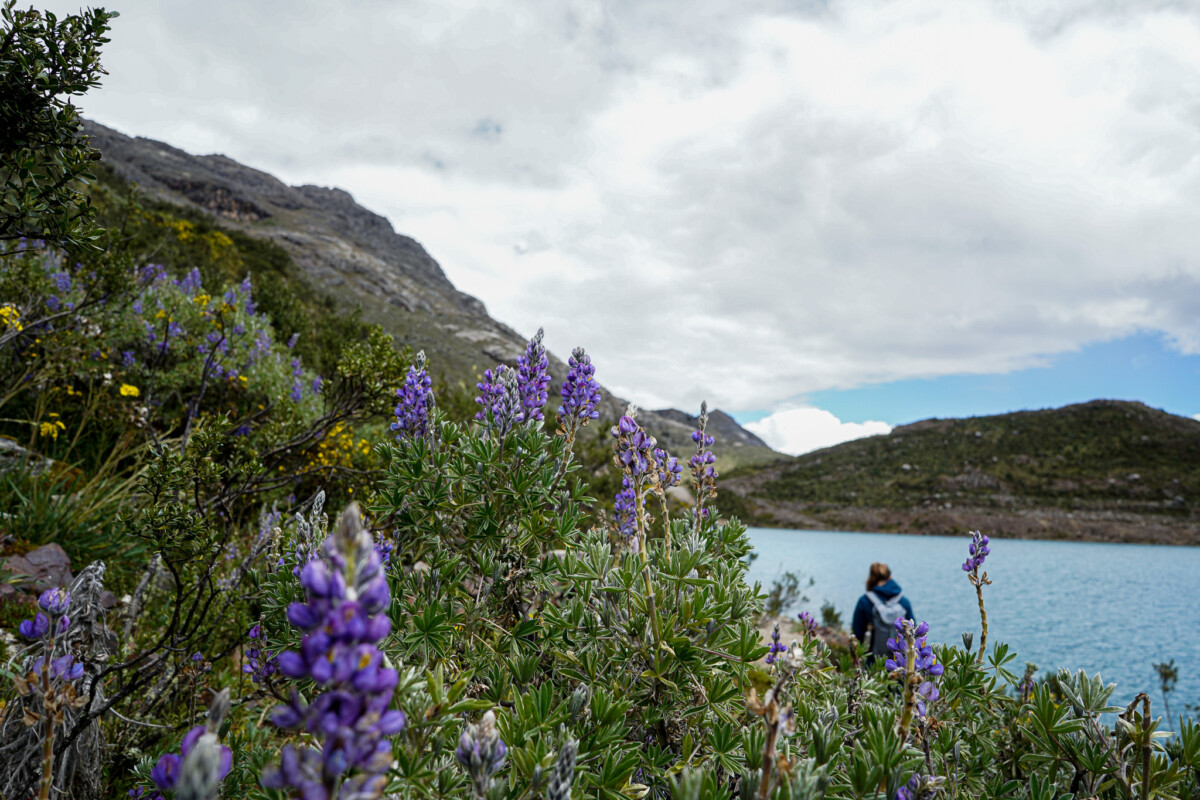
[746,527,1196,719]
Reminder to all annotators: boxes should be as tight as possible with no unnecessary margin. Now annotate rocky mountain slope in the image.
[725,400,1200,545]
[83,120,778,465]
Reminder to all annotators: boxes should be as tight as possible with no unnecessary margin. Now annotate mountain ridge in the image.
[725,399,1200,545]
[82,119,779,466]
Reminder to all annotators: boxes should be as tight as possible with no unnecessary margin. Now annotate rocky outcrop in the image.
[82,120,778,461]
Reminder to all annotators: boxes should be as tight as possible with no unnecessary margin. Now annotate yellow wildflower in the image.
[0,305,22,331]
[119,384,140,398]
[194,294,211,306]
[38,420,66,439]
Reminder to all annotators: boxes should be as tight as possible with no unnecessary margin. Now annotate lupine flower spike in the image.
[13,587,80,800]
[896,773,945,800]
[456,709,507,799]
[887,619,943,744]
[796,611,818,638]
[765,623,787,666]
[392,350,434,440]
[149,690,233,800]
[613,476,637,545]
[688,402,718,531]
[961,530,992,663]
[609,406,665,651]
[261,504,405,800]
[557,346,601,436]
[516,327,550,424]
[475,364,524,438]
[546,739,579,800]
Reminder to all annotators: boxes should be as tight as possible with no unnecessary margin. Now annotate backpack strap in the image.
[865,591,901,614]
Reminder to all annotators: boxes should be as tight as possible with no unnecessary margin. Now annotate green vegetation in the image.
[0,1,116,252]
[3,6,1200,800]
[754,401,1200,515]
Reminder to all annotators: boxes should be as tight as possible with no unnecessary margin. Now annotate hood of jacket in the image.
[870,578,903,600]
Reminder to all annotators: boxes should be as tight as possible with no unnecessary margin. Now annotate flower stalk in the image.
[961,531,992,663]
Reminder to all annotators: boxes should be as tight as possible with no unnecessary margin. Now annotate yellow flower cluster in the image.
[305,423,372,470]
[119,384,140,398]
[38,414,66,440]
[0,305,22,331]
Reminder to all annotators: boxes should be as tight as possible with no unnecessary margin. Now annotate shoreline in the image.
[731,497,1200,546]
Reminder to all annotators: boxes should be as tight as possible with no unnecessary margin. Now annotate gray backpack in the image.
[865,591,905,658]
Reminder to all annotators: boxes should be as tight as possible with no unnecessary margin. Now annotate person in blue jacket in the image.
[851,562,915,659]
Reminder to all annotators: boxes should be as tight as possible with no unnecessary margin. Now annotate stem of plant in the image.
[898,630,917,745]
[974,581,988,664]
[1141,693,1151,800]
[634,480,663,671]
[38,625,56,800]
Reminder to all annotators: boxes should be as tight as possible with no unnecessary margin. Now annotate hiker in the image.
[851,562,915,663]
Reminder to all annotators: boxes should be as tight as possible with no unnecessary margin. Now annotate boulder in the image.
[3,543,73,594]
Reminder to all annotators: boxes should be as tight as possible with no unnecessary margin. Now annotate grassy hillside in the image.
[726,400,1200,543]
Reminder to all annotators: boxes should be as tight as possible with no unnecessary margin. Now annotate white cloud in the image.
[55,0,1200,412]
[745,407,892,456]
[1193,414,1200,422]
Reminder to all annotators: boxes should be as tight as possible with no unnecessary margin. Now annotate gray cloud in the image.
[54,0,1200,411]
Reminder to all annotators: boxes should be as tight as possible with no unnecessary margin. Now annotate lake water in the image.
[746,527,1198,719]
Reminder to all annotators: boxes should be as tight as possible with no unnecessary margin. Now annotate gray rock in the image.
[3,543,73,593]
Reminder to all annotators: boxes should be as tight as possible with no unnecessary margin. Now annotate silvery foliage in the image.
[174,689,231,800]
[545,739,578,800]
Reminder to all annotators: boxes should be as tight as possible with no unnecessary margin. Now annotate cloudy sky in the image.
[53,0,1200,453]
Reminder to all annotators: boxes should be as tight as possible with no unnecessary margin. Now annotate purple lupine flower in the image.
[43,654,84,681]
[515,327,550,423]
[654,447,682,489]
[262,505,404,798]
[45,295,61,312]
[610,414,657,478]
[51,271,71,293]
[962,530,990,573]
[764,623,788,665]
[915,680,940,717]
[374,532,394,566]
[290,380,304,403]
[885,618,944,719]
[474,365,524,437]
[122,350,136,367]
[896,773,944,800]
[18,613,50,640]
[557,347,601,430]
[138,264,167,286]
[243,624,279,685]
[232,323,245,337]
[312,375,323,394]
[456,710,507,799]
[286,333,299,349]
[391,351,433,440]
[38,587,70,615]
[149,694,233,797]
[688,402,719,523]
[243,646,279,685]
[797,611,818,635]
[132,298,143,315]
[177,268,202,294]
[613,476,637,541]
[896,774,921,800]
